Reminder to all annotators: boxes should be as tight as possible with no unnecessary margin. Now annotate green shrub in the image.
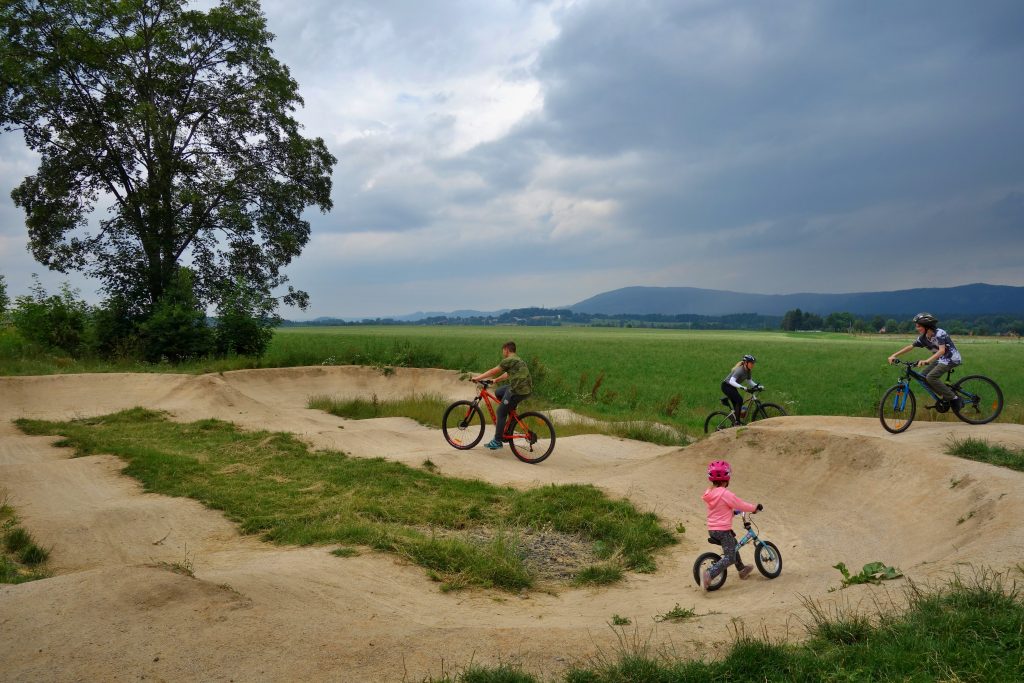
[89,295,143,359]
[214,279,276,357]
[10,277,90,356]
[0,274,9,321]
[139,268,213,362]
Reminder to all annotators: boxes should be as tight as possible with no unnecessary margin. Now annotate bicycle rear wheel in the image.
[442,400,485,449]
[704,411,735,433]
[952,375,1003,425]
[752,403,787,421]
[692,552,727,591]
[508,411,555,464]
[879,385,916,434]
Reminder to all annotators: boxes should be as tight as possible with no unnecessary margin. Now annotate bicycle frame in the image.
[890,362,954,410]
[734,514,764,551]
[469,382,527,437]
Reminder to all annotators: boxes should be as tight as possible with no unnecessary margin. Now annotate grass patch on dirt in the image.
[16,409,675,592]
[308,393,450,427]
[0,498,51,584]
[428,570,1024,682]
[946,435,1024,472]
[309,394,687,447]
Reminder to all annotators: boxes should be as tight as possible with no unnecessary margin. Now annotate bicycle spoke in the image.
[953,375,1003,425]
[508,412,555,464]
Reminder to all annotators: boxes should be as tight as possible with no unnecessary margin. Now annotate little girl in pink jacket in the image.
[701,459,762,590]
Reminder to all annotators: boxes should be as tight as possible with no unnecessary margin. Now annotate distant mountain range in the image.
[567,283,1024,317]
[289,283,1024,323]
[299,309,508,324]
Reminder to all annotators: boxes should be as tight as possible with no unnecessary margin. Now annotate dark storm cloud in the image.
[532,1,1021,214]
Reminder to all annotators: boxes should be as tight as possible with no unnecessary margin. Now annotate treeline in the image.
[0,273,276,362]
[284,308,783,330]
[287,305,1024,335]
[781,308,1024,335]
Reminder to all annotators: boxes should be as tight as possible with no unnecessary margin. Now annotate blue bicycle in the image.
[691,511,782,591]
[879,360,1003,434]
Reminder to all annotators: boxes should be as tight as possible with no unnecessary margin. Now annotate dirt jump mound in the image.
[1,367,1022,681]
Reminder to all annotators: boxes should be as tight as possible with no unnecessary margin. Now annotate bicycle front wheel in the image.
[880,385,916,434]
[704,411,734,434]
[754,540,782,579]
[442,400,485,449]
[508,411,556,464]
[952,375,1003,425]
[752,403,787,421]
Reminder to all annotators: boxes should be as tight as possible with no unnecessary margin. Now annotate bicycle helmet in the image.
[707,460,732,482]
[912,312,938,328]
[741,354,756,363]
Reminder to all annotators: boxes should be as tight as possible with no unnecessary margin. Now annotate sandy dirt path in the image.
[2,366,1023,681]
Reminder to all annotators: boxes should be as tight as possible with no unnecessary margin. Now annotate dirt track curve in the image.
[2,366,1023,681]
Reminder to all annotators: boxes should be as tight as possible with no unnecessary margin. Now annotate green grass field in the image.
[271,326,1024,435]
[3,325,1021,435]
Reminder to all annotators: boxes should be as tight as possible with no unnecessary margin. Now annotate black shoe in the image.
[950,397,963,410]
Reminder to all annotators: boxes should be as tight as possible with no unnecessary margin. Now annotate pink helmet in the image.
[707,460,731,482]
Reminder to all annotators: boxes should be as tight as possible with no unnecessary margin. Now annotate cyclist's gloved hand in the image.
[755,503,763,512]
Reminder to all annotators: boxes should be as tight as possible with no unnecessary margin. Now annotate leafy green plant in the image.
[655,603,696,622]
[610,614,631,626]
[833,561,903,587]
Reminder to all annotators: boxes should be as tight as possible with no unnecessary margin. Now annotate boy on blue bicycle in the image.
[887,312,962,409]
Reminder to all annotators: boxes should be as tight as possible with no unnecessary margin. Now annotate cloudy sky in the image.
[2,0,1023,319]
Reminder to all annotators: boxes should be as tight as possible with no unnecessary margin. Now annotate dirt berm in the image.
[2,366,1022,681]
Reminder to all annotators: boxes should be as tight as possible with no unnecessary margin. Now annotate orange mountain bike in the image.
[442,380,556,464]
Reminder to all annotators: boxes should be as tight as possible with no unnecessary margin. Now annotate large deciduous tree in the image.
[0,0,335,315]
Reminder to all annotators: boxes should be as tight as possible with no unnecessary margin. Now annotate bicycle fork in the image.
[892,381,910,411]
[460,398,482,429]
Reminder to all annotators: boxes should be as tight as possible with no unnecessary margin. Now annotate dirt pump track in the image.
[1,366,1023,681]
